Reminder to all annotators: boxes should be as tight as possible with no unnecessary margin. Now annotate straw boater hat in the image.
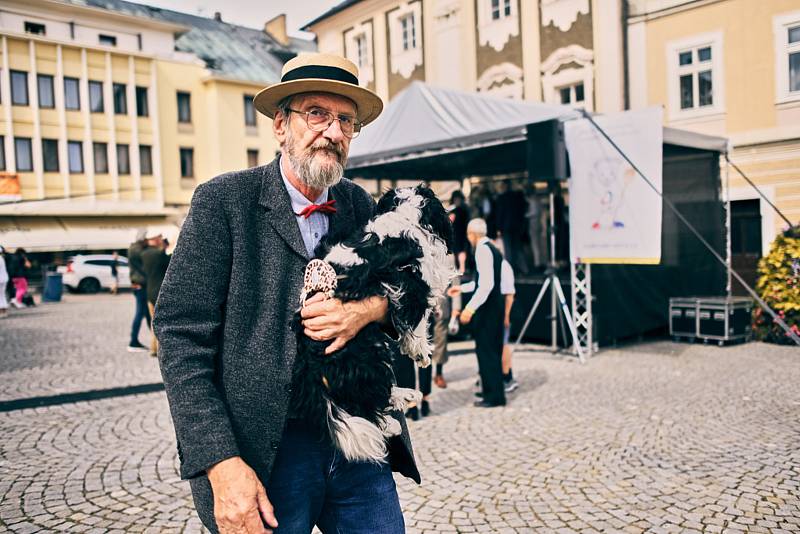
[254,53,384,126]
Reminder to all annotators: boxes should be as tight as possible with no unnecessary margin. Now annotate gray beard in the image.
[285,130,345,190]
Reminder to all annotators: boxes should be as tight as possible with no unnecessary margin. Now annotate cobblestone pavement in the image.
[1,295,799,533]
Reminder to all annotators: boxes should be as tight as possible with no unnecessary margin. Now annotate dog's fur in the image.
[289,185,454,463]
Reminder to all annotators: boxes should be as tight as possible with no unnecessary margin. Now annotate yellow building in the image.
[627,0,800,288]
[0,0,313,256]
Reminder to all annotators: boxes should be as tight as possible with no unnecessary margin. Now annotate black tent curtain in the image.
[348,126,726,346]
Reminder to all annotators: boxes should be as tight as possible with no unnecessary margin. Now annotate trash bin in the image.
[43,272,63,302]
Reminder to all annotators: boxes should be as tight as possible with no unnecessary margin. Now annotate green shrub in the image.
[752,226,800,344]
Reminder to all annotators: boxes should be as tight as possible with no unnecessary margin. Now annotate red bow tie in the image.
[296,199,337,218]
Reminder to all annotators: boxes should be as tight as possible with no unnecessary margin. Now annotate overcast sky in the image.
[129,0,342,38]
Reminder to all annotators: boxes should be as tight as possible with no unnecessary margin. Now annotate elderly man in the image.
[450,218,507,408]
[155,54,415,534]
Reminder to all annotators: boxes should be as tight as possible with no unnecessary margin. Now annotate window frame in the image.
[64,77,81,110]
[117,143,130,175]
[113,83,127,115]
[15,137,33,172]
[243,95,256,127]
[247,148,259,168]
[98,34,117,47]
[139,145,153,175]
[666,31,725,120]
[0,136,6,171]
[89,80,104,113]
[10,70,29,106]
[37,74,55,109]
[93,142,109,174]
[400,13,417,51]
[24,21,46,35]
[774,11,800,104]
[42,138,59,172]
[179,147,194,178]
[135,86,149,117]
[67,140,83,173]
[177,91,192,123]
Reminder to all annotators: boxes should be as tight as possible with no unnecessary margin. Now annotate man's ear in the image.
[273,110,287,144]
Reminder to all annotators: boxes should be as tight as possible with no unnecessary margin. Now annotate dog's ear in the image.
[416,186,454,252]
[376,188,399,215]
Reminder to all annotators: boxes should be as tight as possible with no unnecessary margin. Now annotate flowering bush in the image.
[752,226,800,344]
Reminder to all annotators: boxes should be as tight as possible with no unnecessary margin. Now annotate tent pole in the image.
[725,144,732,298]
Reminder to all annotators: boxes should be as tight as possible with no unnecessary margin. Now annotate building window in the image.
[491,0,511,20]
[116,144,130,174]
[11,71,28,106]
[355,34,368,68]
[0,136,5,171]
[89,81,104,112]
[93,142,108,173]
[244,95,256,127]
[180,148,194,178]
[559,82,585,105]
[68,141,83,173]
[136,86,149,117]
[99,34,117,47]
[64,77,80,110]
[400,14,416,51]
[177,92,191,123]
[247,149,259,168]
[15,138,33,172]
[113,83,127,114]
[42,139,59,172]
[774,13,800,103]
[37,74,55,109]
[667,32,723,118]
[24,22,46,35]
[139,145,153,175]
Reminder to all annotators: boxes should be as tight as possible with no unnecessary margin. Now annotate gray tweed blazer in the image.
[154,157,420,531]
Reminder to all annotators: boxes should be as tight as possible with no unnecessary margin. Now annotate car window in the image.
[85,260,111,266]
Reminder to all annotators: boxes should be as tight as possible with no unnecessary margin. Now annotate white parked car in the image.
[57,255,131,293]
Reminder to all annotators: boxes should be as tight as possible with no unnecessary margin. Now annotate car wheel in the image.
[78,278,101,294]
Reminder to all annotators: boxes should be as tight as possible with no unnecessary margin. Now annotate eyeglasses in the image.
[287,107,362,139]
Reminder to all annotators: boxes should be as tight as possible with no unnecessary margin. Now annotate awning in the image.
[0,216,181,253]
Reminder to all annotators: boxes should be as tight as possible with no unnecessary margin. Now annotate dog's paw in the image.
[415,353,432,368]
[390,386,422,411]
[380,415,402,437]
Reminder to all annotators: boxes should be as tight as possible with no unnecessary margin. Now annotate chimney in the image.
[213,11,222,22]
[265,13,289,46]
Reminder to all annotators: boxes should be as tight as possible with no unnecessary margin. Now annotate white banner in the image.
[564,107,663,264]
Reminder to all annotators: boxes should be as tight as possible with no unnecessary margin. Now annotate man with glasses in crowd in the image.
[155,54,417,534]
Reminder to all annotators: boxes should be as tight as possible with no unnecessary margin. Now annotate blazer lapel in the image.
[258,158,309,261]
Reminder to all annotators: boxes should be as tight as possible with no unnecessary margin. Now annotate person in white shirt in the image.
[449,218,506,408]
[0,245,8,318]
[499,258,518,392]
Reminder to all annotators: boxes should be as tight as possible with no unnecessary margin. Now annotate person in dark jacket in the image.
[7,248,31,308]
[127,231,150,352]
[154,54,416,534]
[140,235,169,357]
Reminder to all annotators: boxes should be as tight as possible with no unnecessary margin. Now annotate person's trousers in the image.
[130,287,150,345]
[12,277,27,304]
[147,302,158,354]
[267,420,405,533]
[473,314,506,406]
[432,295,450,368]
[394,349,432,396]
[0,279,7,310]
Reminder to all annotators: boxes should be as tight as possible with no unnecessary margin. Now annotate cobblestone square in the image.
[1,294,799,533]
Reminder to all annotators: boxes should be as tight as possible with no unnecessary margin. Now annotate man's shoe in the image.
[406,407,419,421]
[420,400,430,417]
[473,400,504,408]
[127,342,148,353]
[504,379,519,393]
[434,375,447,389]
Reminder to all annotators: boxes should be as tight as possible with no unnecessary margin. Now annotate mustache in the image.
[307,140,345,164]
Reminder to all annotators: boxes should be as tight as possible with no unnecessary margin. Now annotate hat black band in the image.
[281,65,359,86]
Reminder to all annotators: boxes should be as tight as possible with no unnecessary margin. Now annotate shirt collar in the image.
[478,236,490,245]
[279,156,328,213]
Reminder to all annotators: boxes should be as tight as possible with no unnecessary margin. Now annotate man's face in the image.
[274,92,358,190]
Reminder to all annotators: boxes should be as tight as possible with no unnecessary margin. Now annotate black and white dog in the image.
[290,184,454,463]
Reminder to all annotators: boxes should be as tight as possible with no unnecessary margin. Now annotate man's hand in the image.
[504,316,511,328]
[301,293,388,354]
[447,286,461,297]
[207,456,277,534]
[460,307,474,325]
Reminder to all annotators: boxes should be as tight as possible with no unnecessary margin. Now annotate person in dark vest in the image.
[450,218,507,408]
[127,230,151,352]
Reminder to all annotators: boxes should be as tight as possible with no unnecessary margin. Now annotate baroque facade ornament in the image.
[477,62,524,99]
[388,2,424,78]
[476,0,520,52]
[541,0,589,32]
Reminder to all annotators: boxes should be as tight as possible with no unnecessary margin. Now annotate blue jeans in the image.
[267,420,405,534]
[130,286,151,345]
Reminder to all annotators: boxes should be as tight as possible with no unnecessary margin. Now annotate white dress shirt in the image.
[461,237,495,312]
[500,259,515,296]
[280,158,330,258]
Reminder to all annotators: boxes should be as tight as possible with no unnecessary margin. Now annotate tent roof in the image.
[347,81,728,172]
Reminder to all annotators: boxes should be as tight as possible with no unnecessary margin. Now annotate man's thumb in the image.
[256,485,278,528]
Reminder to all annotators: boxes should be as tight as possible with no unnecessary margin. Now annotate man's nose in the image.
[323,118,346,143]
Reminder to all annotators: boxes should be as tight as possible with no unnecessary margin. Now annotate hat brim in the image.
[254,79,383,126]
